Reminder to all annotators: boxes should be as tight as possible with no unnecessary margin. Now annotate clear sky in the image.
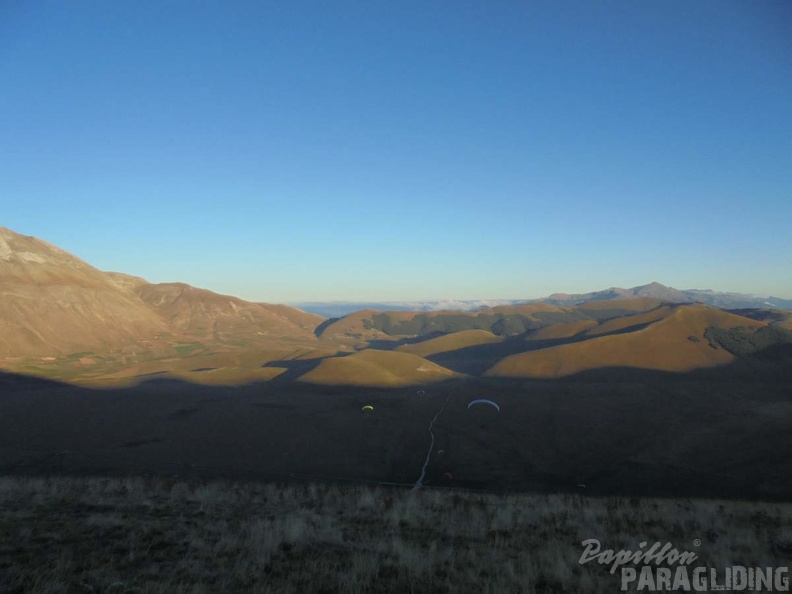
[2,1,790,302]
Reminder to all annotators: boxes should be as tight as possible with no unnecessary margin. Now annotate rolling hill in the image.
[316,299,666,343]
[486,304,767,378]
[395,329,502,357]
[297,349,463,386]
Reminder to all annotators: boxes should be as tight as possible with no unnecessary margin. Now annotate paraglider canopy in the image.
[361,405,374,411]
[443,472,453,480]
[467,398,500,412]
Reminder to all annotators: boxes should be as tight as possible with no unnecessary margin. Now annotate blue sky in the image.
[2,1,790,302]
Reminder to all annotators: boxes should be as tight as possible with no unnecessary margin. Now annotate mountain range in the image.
[1,225,791,387]
[296,283,792,317]
[540,281,792,309]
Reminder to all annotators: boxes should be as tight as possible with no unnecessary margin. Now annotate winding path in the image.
[411,391,453,492]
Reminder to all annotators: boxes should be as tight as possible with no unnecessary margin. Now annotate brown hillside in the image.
[487,302,568,315]
[396,329,501,357]
[0,227,324,362]
[298,349,462,386]
[104,271,149,293]
[583,305,675,337]
[316,303,571,342]
[0,228,169,358]
[774,312,792,331]
[576,297,665,312]
[316,309,412,342]
[486,305,765,378]
[527,320,597,340]
[134,283,319,342]
[257,303,325,333]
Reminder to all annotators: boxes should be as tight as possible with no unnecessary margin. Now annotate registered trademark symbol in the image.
[693,539,701,547]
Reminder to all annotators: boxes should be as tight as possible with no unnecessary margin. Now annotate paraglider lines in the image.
[411,391,453,492]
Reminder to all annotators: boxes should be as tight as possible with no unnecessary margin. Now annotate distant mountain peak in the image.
[539,283,792,310]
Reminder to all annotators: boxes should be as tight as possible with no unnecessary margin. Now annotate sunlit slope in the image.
[0,228,170,358]
[526,320,597,340]
[316,309,419,343]
[135,283,321,342]
[0,227,326,360]
[486,305,765,378]
[543,283,689,305]
[257,303,325,333]
[575,297,666,314]
[486,302,573,315]
[396,330,501,357]
[583,305,675,337]
[298,349,462,386]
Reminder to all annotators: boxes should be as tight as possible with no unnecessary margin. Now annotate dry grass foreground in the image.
[2,476,792,593]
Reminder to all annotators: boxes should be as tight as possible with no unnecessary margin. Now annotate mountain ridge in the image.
[0,226,323,359]
[295,282,792,317]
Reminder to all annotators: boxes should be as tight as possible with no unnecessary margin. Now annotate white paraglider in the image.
[467,398,500,412]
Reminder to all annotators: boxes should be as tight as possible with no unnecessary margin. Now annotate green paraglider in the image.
[361,405,374,411]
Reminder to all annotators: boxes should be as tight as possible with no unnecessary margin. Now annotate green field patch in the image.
[173,342,203,356]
